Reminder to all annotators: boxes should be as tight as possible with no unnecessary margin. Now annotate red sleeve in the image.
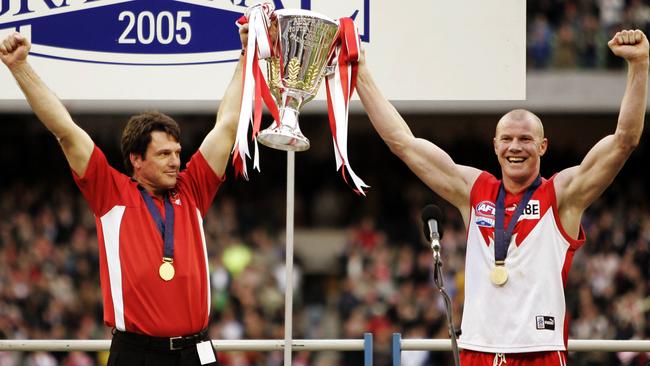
[177,151,224,216]
[72,146,130,216]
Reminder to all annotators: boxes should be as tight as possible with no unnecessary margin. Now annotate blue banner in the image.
[0,0,370,65]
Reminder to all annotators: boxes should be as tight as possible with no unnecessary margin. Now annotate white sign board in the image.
[0,0,525,112]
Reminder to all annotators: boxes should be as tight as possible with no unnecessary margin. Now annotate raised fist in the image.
[0,32,31,69]
[608,29,650,64]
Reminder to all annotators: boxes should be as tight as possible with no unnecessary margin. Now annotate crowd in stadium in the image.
[1,114,648,366]
[2,1,650,365]
[528,0,650,69]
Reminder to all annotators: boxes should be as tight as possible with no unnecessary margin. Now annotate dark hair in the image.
[120,111,181,175]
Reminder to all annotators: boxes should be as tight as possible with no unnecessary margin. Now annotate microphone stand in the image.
[431,238,460,366]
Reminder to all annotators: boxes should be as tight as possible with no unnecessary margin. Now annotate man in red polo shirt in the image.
[1,26,249,366]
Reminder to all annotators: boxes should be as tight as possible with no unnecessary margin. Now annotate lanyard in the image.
[138,186,175,260]
[494,176,542,264]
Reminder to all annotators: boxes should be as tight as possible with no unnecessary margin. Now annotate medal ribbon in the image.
[138,187,175,260]
[494,176,542,265]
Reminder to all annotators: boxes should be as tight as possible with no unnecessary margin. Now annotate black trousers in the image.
[107,330,220,366]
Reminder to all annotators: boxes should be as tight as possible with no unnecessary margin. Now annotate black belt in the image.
[112,329,209,351]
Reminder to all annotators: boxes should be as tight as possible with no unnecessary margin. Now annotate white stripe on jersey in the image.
[196,208,211,316]
[100,206,126,331]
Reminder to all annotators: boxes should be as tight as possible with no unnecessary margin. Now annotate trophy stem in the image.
[257,98,310,152]
[280,107,299,130]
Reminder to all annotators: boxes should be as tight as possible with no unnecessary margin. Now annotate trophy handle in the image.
[324,65,336,76]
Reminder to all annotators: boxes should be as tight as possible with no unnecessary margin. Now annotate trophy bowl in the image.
[256,9,340,152]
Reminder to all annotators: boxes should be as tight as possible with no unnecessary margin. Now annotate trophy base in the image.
[257,126,310,152]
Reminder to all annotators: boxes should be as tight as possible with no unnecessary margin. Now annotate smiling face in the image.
[493,110,547,192]
[131,131,181,196]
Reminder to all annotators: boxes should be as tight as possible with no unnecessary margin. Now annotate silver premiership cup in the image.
[256,9,339,152]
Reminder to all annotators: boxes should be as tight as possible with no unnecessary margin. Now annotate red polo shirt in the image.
[73,146,222,337]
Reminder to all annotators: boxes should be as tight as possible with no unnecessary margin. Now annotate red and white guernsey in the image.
[458,172,585,353]
[73,146,222,337]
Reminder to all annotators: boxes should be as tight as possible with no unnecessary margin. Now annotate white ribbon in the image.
[326,24,369,195]
[232,2,274,179]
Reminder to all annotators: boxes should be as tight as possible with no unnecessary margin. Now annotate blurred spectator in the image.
[576,13,605,68]
[528,14,554,69]
[553,20,579,68]
[598,0,625,32]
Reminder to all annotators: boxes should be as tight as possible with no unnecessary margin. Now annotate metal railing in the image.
[0,333,373,366]
[4,333,650,366]
[391,333,650,366]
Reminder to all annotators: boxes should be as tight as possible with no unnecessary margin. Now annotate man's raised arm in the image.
[356,57,481,220]
[199,26,246,177]
[555,29,649,236]
[1,33,94,176]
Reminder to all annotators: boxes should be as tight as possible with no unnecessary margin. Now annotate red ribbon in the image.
[325,17,365,194]
[252,51,281,135]
[232,8,281,179]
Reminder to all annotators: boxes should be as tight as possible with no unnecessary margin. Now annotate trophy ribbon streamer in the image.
[232,3,280,179]
[325,18,369,195]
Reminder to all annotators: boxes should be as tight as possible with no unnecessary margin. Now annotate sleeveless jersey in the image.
[458,172,585,353]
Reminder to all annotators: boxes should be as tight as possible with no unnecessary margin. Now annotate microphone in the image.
[421,204,444,255]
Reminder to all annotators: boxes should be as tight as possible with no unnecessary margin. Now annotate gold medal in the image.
[159,259,175,281]
[490,265,508,286]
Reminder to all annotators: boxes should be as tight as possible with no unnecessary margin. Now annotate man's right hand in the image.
[239,23,249,52]
[0,32,30,69]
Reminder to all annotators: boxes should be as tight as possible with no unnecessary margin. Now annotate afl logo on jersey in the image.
[475,200,495,228]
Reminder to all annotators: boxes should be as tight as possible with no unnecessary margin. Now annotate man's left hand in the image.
[608,29,650,64]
